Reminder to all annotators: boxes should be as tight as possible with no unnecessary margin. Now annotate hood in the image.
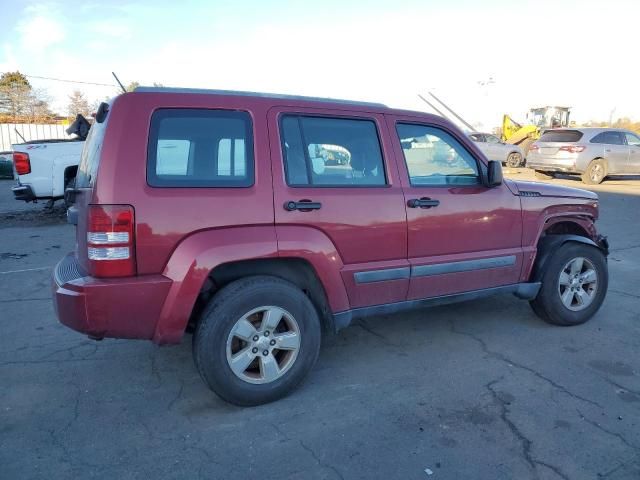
[510,180,598,200]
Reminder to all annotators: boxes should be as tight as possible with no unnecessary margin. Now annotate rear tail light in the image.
[529,144,539,152]
[87,205,136,277]
[13,152,31,175]
[559,145,586,153]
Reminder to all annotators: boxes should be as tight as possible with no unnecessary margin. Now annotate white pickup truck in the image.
[11,115,89,207]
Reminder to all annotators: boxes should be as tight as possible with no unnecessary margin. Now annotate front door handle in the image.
[407,197,440,209]
[284,200,322,211]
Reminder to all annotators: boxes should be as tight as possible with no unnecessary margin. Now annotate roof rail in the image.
[134,86,387,108]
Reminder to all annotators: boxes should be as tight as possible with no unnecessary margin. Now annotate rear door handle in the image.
[407,198,440,209]
[284,200,322,211]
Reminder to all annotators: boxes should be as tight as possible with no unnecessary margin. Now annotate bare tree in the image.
[67,90,91,118]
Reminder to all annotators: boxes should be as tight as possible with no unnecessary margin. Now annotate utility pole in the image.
[609,107,616,127]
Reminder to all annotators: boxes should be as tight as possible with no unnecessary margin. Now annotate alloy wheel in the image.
[557,257,598,311]
[226,306,301,384]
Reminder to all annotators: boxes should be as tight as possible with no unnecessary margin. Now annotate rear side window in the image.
[76,115,109,188]
[280,115,386,186]
[147,109,253,187]
[539,130,583,143]
[590,131,626,146]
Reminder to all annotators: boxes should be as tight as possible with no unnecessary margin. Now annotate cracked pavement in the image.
[1,171,639,479]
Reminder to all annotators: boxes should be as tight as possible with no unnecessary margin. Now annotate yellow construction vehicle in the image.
[502,106,571,156]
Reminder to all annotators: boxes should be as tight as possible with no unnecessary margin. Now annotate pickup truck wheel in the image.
[534,170,554,180]
[529,243,607,326]
[193,275,321,406]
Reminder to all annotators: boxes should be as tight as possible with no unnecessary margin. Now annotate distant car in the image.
[468,132,524,168]
[527,128,640,184]
[0,151,14,179]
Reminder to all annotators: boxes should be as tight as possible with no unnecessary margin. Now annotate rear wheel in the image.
[581,159,606,184]
[506,152,523,168]
[534,170,555,180]
[193,275,321,406]
[530,242,607,326]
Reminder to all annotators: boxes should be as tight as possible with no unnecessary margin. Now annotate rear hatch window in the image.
[538,130,583,143]
[75,104,110,188]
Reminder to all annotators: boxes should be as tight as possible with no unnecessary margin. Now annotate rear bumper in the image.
[12,184,36,202]
[526,155,580,173]
[52,253,173,341]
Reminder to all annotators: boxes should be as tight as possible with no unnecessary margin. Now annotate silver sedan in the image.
[468,132,524,168]
[527,127,640,184]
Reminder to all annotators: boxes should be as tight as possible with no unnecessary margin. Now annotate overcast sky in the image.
[1,0,638,130]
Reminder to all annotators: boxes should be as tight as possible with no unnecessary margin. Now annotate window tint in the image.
[76,113,109,188]
[590,131,625,145]
[624,132,640,147]
[539,130,583,142]
[147,109,253,187]
[396,124,480,186]
[281,115,386,186]
[485,134,501,143]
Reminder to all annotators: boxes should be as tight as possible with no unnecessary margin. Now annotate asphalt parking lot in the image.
[1,170,639,480]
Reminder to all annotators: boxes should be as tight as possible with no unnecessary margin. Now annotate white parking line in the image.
[0,266,52,275]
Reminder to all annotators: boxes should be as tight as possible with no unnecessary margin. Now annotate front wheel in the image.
[530,242,608,326]
[193,275,321,406]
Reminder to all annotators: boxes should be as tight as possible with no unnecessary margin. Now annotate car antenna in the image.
[112,72,127,93]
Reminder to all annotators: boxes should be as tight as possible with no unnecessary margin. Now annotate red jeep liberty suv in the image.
[53,88,609,406]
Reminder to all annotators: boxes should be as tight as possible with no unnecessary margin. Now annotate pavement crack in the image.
[576,408,640,452]
[487,378,569,480]
[609,289,640,299]
[356,319,398,347]
[0,296,51,303]
[486,378,536,472]
[167,380,185,411]
[536,461,570,480]
[449,319,603,409]
[149,348,162,388]
[299,440,345,480]
[600,375,640,398]
[269,422,293,442]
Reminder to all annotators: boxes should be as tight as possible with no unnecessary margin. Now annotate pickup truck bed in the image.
[12,139,85,203]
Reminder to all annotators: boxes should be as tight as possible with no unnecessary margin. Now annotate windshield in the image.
[75,106,110,188]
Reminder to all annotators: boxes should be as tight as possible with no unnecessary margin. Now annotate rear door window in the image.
[147,109,254,187]
[539,130,583,143]
[280,115,386,186]
[590,131,626,145]
[76,116,109,188]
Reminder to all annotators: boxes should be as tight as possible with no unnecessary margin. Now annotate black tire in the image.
[534,170,555,180]
[506,152,523,168]
[63,176,75,209]
[529,242,608,326]
[193,275,321,406]
[581,159,606,185]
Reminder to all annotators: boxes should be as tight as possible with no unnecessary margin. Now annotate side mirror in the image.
[487,160,503,187]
